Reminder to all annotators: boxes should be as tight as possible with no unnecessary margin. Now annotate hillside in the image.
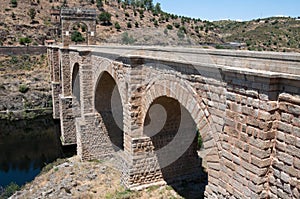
[0,0,299,52]
[215,17,300,52]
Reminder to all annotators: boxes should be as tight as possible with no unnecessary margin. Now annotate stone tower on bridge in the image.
[60,8,96,46]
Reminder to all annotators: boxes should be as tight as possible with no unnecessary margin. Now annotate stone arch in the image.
[61,8,96,46]
[141,75,221,196]
[93,58,127,109]
[142,75,212,143]
[93,60,126,151]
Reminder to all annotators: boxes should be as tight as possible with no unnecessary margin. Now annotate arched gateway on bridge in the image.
[61,8,96,46]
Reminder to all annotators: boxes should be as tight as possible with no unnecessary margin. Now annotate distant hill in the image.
[0,0,299,52]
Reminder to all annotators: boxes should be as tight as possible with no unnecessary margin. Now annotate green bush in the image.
[115,22,121,30]
[173,22,180,28]
[71,31,85,43]
[0,182,20,198]
[19,84,29,93]
[127,22,132,28]
[98,12,111,25]
[19,37,32,45]
[11,0,17,8]
[166,24,173,30]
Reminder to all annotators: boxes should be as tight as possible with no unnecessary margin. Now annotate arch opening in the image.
[144,96,207,198]
[95,72,124,151]
[72,63,80,104]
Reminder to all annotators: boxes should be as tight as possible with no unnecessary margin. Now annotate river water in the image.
[0,115,75,188]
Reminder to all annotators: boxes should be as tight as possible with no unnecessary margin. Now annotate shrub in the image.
[127,22,132,28]
[19,84,29,93]
[11,12,16,20]
[98,12,111,25]
[164,28,168,35]
[0,182,20,198]
[153,20,158,27]
[11,0,17,8]
[115,22,121,30]
[173,22,180,28]
[28,8,36,21]
[179,26,187,34]
[122,32,135,44]
[71,31,85,43]
[135,22,139,28]
[166,24,173,30]
[19,37,32,45]
[177,29,185,39]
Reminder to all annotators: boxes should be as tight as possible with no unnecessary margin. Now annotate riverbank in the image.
[11,156,187,199]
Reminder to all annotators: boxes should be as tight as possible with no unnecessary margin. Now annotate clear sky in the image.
[153,0,300,21]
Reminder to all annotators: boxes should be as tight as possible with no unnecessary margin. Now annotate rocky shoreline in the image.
[10,156,186,199]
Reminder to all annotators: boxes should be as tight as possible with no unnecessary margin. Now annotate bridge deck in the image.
[61,45,300,79]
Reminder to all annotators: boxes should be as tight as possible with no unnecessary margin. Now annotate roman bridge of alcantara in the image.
[48,44,300,199]
[47,8,300,199]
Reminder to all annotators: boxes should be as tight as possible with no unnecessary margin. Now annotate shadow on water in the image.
[0,115,76,188]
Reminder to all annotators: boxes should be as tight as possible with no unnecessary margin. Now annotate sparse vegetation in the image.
[121,32,135,44]
[115,22,121,30]
[197,130,203,150]
[0,0,298,51]
[19,37,32,45]
[28,8,36,21]
[10,0,18,8]
[19,84,29,93]
[0,182,20,198]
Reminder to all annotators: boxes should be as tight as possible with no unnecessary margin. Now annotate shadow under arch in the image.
[141,77,220,198]
[71,63,80,104]
[94,71,124,151]
[144,96,208,199]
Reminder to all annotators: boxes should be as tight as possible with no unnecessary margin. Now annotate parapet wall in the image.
[0,46,47,55]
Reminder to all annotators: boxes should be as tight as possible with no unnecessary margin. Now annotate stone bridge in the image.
[48,45,300,198]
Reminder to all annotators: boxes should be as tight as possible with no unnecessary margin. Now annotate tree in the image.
[71,31,85,43]
[98,12,111,25]
[11,0,17,8]
[19,37,32,45]
[28,8,36,21]
[115,22,121,30]
[96,0,103,9]
[62,0,67,7]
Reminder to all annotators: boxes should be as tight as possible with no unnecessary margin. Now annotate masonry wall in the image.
[0,46,47,55]
[270,93,300,198]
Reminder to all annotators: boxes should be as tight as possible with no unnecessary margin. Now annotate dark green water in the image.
[0,115,75,189]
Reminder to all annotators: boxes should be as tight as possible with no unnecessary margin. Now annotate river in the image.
[0,115,75,189]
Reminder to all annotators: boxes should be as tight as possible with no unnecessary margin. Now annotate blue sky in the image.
[153,0,300,21]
